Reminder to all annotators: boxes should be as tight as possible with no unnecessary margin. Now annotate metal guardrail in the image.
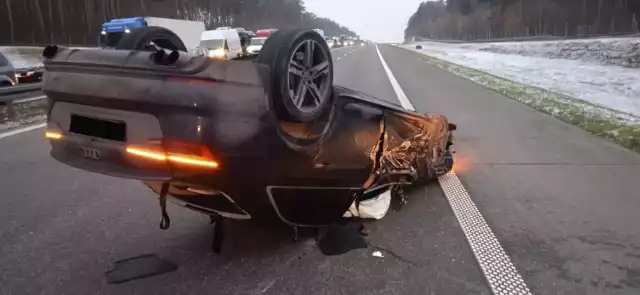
[0,83,46,120]
[0,83,42,101]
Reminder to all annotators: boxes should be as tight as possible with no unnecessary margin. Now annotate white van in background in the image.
[198,29,242,60]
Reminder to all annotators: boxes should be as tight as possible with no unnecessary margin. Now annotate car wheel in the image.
[115,26,187,52]
[258,28,334,122]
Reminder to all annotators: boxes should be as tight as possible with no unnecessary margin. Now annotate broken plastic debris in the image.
[372,251,384,258]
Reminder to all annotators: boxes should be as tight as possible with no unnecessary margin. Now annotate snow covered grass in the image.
[406,42,640,118]
[470,37,640,68]
[401,46,640,152]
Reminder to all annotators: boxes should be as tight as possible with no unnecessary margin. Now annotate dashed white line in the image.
[375,44,533,295]
[0,123,46,140]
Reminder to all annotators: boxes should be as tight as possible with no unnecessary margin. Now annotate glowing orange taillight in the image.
[126,146,167,161]
[125,144,219,169]
[167,154,219,168]
[45,131,62,140]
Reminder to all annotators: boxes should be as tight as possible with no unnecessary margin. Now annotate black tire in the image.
[115,26,187,52]
[416,45,423,49]
[256,29,292,65]
[258,28,334,122]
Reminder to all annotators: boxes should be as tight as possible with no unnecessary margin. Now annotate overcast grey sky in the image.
[303,0,424,43]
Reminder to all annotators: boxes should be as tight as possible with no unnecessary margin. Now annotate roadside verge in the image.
[397,46,640,153]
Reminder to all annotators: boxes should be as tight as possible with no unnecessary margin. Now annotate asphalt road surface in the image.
[1,44,640,295]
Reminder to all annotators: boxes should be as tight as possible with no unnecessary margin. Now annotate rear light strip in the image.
[126,146,219,169]
[45,129,218,169]
[45,131,62,139]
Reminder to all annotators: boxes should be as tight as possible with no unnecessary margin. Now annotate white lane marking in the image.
[438,174,532,295]
[336,57,341,61]
[376,44,533,295]
[0,123,46,140]
[374,45,415,111]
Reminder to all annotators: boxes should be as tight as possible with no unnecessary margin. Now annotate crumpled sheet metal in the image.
[380,114,451,179]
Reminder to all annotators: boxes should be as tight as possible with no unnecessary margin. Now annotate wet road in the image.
[1,44,640,295]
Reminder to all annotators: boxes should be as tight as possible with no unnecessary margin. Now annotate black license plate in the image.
[69,114,126,141]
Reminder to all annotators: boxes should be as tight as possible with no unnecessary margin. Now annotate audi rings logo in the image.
[80,146,101,160]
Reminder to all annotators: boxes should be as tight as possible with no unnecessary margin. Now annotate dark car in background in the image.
[0,52,18,87]
[15,66,44,84]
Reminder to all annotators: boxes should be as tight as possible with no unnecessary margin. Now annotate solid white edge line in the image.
[375,44,533,295]
[374,45,415,111]
[0,123,46,140]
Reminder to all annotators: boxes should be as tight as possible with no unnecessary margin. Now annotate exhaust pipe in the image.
[152,49,190,66]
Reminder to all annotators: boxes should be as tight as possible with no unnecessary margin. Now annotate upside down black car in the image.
[42,28,455,244]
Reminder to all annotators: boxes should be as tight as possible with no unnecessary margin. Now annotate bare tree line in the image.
[405,0,640,41]
[0,0,357,46]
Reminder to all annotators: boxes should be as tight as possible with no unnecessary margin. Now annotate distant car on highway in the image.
[0,52,18,87]
[15,67,44,84]
[339,36,350,47]
[325,37,335,48]
[247,37,267,55]
[256,29,277,38]
[199,29,243,60]
[234,28,252,54]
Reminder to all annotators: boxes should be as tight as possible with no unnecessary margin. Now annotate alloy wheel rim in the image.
[287,39,331,114]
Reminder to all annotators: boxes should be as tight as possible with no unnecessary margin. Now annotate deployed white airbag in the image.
[343,189,391,220]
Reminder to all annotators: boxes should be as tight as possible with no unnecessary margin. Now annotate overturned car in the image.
[42,28,455,245]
